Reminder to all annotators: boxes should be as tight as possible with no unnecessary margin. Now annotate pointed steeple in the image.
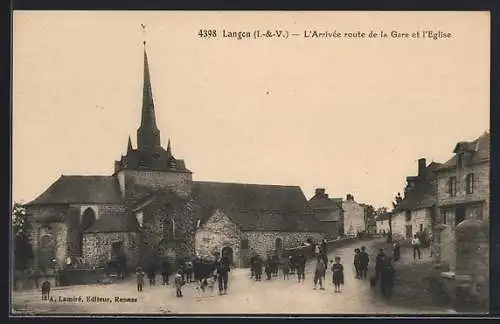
[127,135,133,153]
[137,37,161,151]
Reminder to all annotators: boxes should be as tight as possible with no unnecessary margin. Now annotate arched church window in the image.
[81,207,96,232]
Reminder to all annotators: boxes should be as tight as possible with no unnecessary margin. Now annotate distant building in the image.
[391,158,441,240]
[307,188,343,238]
[342,194,365,236]
[433,131,490,272]
[375,212,391,234]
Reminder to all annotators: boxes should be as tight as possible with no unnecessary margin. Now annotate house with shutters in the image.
[391,158,442,240]
[23,42,327,272]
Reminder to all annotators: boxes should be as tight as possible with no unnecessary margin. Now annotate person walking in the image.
[412,234,422,261]
[353,248,361,279]
[359,246,369,279]
[331,257,344,293]
[296,254,306,284]
[313,257,326,290]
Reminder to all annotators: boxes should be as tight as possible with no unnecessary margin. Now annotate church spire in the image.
[137,25,161,151]
[127,135,133,153]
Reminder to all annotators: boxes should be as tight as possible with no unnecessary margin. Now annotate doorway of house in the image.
[405,225,413,239]
[455,207,466,226]
[221,246,234,266]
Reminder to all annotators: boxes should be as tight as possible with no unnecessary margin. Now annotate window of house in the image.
[241,239,249,249]
[441,210,447,225]
[419,224,423,232]
[405,210,411,222]
[448,177,457,197]
[466,173,474,194]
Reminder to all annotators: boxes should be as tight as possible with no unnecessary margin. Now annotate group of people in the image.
[135,254,233,297]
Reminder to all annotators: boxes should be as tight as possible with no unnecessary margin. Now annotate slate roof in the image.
[436,132,490,172]
[84,205,137,233]
[192,181,325,233]
[307,195,344,210]
[26,175,123,205]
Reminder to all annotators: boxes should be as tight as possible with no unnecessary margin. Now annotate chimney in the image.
[315,188,326,197]
[418,158,426,177]
[346,194,354,201]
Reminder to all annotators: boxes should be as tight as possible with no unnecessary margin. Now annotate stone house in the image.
[22,44,328,272]
[433,132,489,271]
[433,131,489,310]
[307,188,343,239]
[391,158,441,240]
[193,182,327,267]
[342,194,365,236]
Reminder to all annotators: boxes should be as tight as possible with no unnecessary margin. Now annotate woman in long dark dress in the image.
[331,256,344,293]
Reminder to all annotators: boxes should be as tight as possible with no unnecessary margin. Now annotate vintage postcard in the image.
[11,11,490,316]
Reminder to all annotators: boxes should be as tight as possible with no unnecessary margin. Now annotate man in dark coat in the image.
[160,259,171,285]
[253,254,263,281]
[375,249,386,281]
[296,254,306,283]
[359,246,369,279]
[215,255,230,295]
[380,255,395,298]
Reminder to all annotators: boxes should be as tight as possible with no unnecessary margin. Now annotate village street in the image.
[12,238,455,315]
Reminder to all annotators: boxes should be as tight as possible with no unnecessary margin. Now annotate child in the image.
[136,267,145,292]
[331,256,344,293]
[353,248,361,279]
[288,255,295,275]
[174,269,186,297]
[281,257,290,280]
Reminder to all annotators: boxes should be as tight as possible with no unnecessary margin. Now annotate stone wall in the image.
[83,232,139,269]
[342,200,365,236]
[439,224,456,271]
[454,219,489,311]
[195,209,242,264]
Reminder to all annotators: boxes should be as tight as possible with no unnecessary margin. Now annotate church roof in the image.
[192,181,326,233]
[25,175,123,206]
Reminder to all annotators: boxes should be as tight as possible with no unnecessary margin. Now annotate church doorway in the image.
[221,246,234,266]
[275,237,283,256]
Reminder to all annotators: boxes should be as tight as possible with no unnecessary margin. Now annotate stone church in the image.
[24,44,330,272]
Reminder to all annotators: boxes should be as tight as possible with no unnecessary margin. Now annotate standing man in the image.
[380,255,395,298]
[412,234,422,261]
[216,254,230,295]
[359,246,369,279]
[313,257,326,290]
[375,248,386,281]
[254,254,263,281]
[296,254,306,284]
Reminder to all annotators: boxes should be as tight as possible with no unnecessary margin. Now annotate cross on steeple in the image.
[137,24,161,151]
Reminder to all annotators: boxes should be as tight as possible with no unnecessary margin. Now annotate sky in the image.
[12,11,490,208]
